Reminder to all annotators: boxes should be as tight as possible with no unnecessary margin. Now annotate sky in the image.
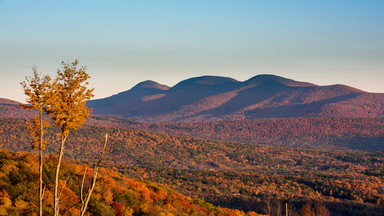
[1,0,383,103]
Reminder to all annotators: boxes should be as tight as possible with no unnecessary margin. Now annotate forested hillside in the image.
[3,96,384,152]
[87,116,384,151]
[3,118,384,170]
[120,166,384,216]
[0,149,260,216]
[0,98,35,119]
[1,118,384,215]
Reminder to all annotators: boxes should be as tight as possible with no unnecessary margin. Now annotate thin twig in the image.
[41,185,46,200]
[58,175,71,211]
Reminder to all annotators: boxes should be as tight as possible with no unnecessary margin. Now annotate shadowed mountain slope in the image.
[0,98,35,119]
[87,80,170,110]
[88,74,384,121]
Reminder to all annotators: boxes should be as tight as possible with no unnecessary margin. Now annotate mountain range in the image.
[88,74,384,122]
[2,75,384,215]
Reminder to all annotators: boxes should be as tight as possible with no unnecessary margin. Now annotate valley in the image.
[1,118,384,215]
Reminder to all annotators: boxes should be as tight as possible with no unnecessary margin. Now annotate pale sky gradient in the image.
[1,0,383,103]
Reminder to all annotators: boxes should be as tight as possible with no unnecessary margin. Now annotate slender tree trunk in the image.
[80,134,108,216]
[39,113,43,216]
[286,202,288,216]
[53,134,68,216]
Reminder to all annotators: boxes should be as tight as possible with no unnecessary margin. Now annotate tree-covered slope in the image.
[1,118,384,215]
[1,118,384,171]
[0,149,260,216]
[87,116,384,152]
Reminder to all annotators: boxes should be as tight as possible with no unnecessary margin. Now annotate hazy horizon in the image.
[1,0,383,103]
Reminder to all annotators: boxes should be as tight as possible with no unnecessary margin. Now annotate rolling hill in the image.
[0,149,260,216]
[1,118,384,215]
[87,116,384,152]
[87,74,384,122]
[3,96,384,152]
[0,98,35,119]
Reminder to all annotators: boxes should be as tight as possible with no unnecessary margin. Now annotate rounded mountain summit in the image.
[88,74,384,121]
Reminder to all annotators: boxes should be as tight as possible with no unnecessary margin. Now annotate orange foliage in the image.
[0,149,259,216]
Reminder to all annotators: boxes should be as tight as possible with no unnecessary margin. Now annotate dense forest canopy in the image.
[1,118,384,215]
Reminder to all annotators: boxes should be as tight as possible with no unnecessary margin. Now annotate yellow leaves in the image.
[21,60,94,215]
[45,59,94,136]
[0,198,11,215]
[99,172,116,188]
[0,190,12,215]
[14,199,28,209]
[52,180,80,212]
[1,161,17,176]
[24,154,39,174]
[139,202,150,214]
[20,67,52,113]
[21,68,52,150]
[0,206,9,216]
[122,207,134,216]
[43,187,54,206]
[68,207,81,216]
[0,189,11,204]
[74,164,86,176]
[160,211,175,216]
[26,116,50,150]
[103,189,114,205]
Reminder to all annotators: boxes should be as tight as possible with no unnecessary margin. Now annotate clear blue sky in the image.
[1,0,383,103]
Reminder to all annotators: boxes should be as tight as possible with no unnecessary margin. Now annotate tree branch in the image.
[80,134,108,216]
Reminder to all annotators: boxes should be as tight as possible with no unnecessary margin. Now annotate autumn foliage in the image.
[1,118,384,215]
[87,116,384,151]
[45,60,94,138]
[0,149,261,216]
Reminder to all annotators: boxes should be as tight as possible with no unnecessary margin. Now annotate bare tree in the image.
[80,134,108,216]
[314,201,330,216]
[264,196,272,215]
[273,198,282,216]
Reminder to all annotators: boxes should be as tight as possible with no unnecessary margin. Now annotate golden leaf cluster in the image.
[21,60,94,147]
[26,117,50,150]
[20,67,52,150]
[45,60,94,137]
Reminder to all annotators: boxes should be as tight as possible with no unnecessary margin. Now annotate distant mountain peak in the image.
[245,74,317,87]
[172,76,240,90]
[191,76,240,85]
[87,74,384,121]
[132,80,170,91]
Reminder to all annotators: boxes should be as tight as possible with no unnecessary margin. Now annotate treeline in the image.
[3,101,384,151]
[2,118,384,171]
[0,149,261,216]
[87,117,384,151]
[2,118,384,214]
[0,102,36,120]
[119,166,384,216]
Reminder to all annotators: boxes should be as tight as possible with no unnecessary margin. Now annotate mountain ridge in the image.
[132,80,170,91]
[87,74,384,121]
[244,74,317,87]
[3,74,383,122]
